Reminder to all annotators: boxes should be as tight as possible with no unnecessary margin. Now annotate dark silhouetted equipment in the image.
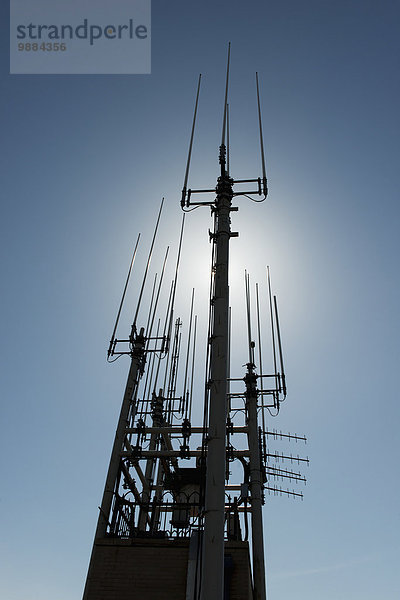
[83,45,307,600]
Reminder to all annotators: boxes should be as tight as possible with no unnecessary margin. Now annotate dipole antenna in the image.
[108,233,141,358]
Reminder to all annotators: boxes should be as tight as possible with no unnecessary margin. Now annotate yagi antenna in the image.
[256,72,268,196]
[108,233,141,358]
[181,74,202,208]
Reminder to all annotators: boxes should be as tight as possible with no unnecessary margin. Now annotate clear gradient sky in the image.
[1,1,399,599]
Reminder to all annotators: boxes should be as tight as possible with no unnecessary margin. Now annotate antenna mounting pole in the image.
[200,43,234,600]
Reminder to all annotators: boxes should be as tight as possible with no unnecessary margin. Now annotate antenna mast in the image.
[198,42,234,600]
[83,46,308,600]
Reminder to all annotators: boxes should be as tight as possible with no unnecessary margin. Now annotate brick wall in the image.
[84,537,253,599]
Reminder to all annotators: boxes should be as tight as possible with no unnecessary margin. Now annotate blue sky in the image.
[1,1,399,599]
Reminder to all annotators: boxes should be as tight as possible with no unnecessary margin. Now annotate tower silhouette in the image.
[83,47,307,600]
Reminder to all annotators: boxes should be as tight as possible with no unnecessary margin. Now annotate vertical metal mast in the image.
[244,274,266,599]
[200,43,232,600]
[95,330,146,540]
[245,362,266,600]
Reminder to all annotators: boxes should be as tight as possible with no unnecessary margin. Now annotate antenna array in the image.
[84,46,307,600]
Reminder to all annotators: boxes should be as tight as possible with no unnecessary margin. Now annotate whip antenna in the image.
[181,74,202,207]
[267,266,278,399]
[245,271,254,364]
[107,233,140,358]
[256,72,268,196]
[221,42,231,150]
[226,103,230,175]
[164,214,185,348]
[273,295,287,396]
[132,198,164,336]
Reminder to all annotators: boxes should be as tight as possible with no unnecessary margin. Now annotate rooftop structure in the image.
[83,46,307,600]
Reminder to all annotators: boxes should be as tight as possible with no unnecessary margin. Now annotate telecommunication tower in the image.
[83,46,308,600]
